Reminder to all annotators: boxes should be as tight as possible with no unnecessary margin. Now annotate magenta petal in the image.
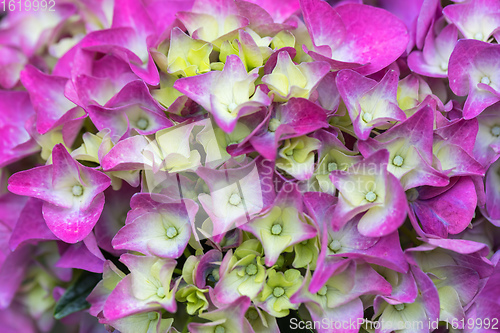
[56,238,106,273]
[9,198,57,250]
[0,193,28,230]
[0,303,36,333]
[300,0,346,51]
[0,245,31,308]
[414,177,477,237]
[448,40,500,118]
[302,1,409,75]
[448,40,491,97]
[244,0,300,23]
[0,46,27,89]
[443,0,500,41]
[43,193,106,244]
[8,166,63,207]
[173,72,216,111]
[101,135,150,171]
[486,160,500,220]
[0,90,38,168]
[20,65,78,134]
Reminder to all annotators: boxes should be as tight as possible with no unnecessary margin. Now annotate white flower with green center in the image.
[313,131,362,195]
[262,51,330,102]
[102,255,179,320]
[175,285,209,315]
[197,161,265,243]
[219,29,272,71]
[292,235,319,269]
[240,204,317,266]
[107,311,174,333]
[276,135,321,181]
[187,297,253,333]
[174,55,271,133]
[111,201,195,259]
[214,239,266,304]
[161,27,212,77]
[258,269,303,318]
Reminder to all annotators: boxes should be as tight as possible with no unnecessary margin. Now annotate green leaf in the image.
[54,271,102,320]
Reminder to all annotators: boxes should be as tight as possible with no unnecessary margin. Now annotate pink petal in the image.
[20,65,78,134]
[9,198,57,250]
[43,193,106,243]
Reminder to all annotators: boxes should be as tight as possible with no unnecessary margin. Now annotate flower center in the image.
[474,32,484,40]
[215,325,225,333]
[480,76,491,85]
[72,185,84,197]
[136,118,149,130]
[365,191,377,202]
[166,226,178,239]
[406,188,419,202]
[491,125,500,137]
[328,162,338,172]
[271,223,283,235]
[148,312,158,321]
[228,102,238,113]
[394,303,405,311]
[211,269,220,282]
[273,286,285,298]
[157,287,166,298]
[362,112,373,123]
[392,155,404,167]
[268,118,281,132]
[247,309,259,321]
[245,264,258,276]
[229,193,241,206]
[439,62,448,71]
[328,239,342,252]
[317,286,328,296]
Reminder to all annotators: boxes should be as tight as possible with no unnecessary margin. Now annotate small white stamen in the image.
[328,162,338,172]
[491,125,500,137]
[328,239,342,252]
[268,118,281,132]
[392,155,404,167]
[166,226,178,239]
[72,185,84,197]
[474,32,484,40]
[317,286,328,296]
[228,102,238,113]
[271,223,283,235]
[362,112,373,123]
[365,191,377,202]
[394,303,405,311]
[229,193,241,206]
[480,76,491,85]
[215,325,226,333]
[157,287,166,298]
[136,118,149,130]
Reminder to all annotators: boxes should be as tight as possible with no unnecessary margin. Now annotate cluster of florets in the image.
[1,0,500,332]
